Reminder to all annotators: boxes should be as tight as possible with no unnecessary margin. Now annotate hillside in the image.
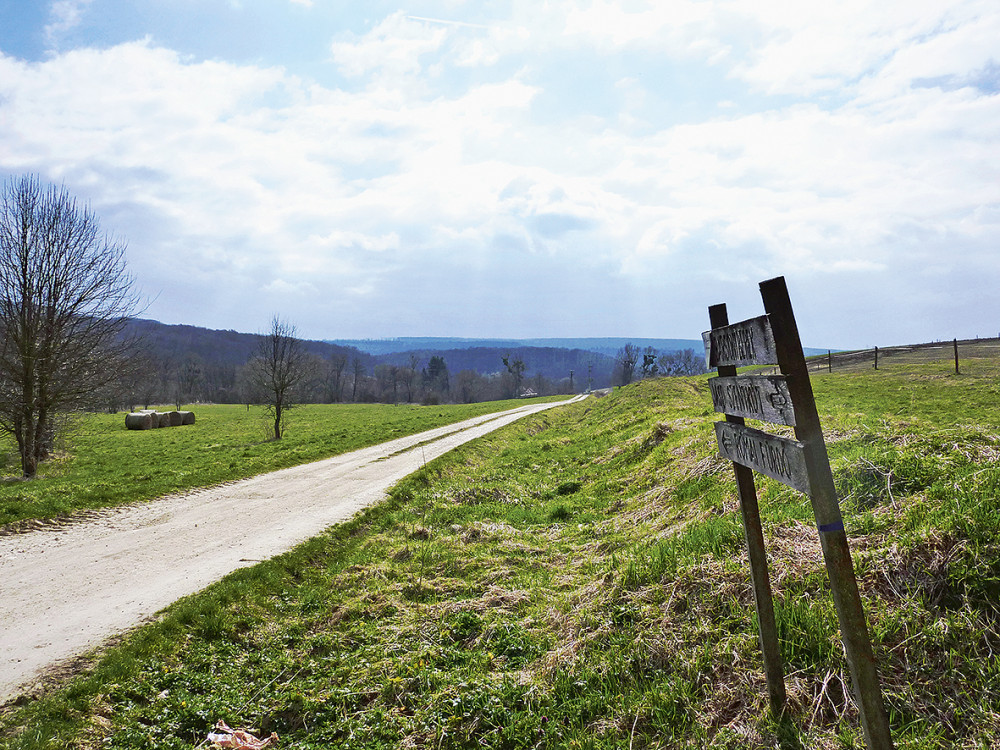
[331,336,708,358]
[122,321,685,403]
[332,336,832,360]
[124,319,373,404]
[3,347,998,748]
[126,319,365,367]
[119,321,818,405]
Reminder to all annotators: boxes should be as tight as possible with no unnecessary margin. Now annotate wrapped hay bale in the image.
[179,411,195,425]
[157,412,172,428]
[125,412,155,430]
[165,411,184,427]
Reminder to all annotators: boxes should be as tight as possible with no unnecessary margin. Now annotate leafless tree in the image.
[615,343,639,385]
[0,175,139,477]
[351,357,365,402]
[173,354,203,408]
[502,353,525,397]
[246,315,308,440]
[401,354,419,403]
[235,361,265,411]
[657,348,708,376]
[325,352,347,403]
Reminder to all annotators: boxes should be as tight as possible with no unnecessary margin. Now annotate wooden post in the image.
[954,339,959,375]
[874,346,878,370]
[709,303,786,717]
[759,277,894,750]
[828,350,832,373]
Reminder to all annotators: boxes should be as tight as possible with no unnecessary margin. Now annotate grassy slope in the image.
[2,362,999,749]
[0,400,557,527]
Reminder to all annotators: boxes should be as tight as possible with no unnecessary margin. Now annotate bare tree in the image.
[454,369,483,403]
[502,353,525,397]
[173,354,203,408]
[0,175,139,477]
[235,361,265,411]
[246,316,308,440]
[615,343,639,385]
[401,354,419,403]
[325,352,347,403]
[351,357,365,402]
[374,363,395,403]
[657,348,708,376]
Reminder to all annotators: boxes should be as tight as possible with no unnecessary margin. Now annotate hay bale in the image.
[179,411,195,425]
[165,411,184,427]
[157,412,172,428]
[125,412,154,430]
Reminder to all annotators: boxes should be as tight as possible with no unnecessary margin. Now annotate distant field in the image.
[2,359,999,748]
[0,399,558,528]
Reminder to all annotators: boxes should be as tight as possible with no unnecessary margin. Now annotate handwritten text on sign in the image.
[714,421,811,494]
[709,375,796,426]
[702,315,778,368]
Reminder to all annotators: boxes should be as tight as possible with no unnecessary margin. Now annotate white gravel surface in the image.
[0,397,583,703]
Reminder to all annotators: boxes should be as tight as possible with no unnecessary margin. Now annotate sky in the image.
[0,1,998,348]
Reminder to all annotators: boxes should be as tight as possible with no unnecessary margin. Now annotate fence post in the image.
[759,277,894,750]
[828,349,832,373]
[708,303,786,717]
[874,346,878,370]
[954,338,959,375]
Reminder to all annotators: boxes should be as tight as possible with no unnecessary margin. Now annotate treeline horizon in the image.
[102,319,705,410]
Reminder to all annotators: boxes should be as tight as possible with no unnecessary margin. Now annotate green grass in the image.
[0,399,558,527]
[2,360,1000,748]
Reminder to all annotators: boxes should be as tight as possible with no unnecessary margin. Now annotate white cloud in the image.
[263,278,318,296]
[330,12,449,79]
[2,1,1000,343]
[552,0,1000,101]
[728,0,994,96]
[44,0,93,51]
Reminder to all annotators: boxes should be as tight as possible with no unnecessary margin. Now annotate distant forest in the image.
[105,319,706,410]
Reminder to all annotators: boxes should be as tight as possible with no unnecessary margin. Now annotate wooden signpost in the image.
[706,276,894,750]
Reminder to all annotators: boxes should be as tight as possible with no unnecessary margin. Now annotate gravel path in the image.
[0,397,583,704]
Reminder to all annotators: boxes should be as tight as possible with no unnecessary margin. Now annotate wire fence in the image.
[802,337,1000,377]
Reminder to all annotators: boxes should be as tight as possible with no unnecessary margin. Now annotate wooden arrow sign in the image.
[709,375,796,426]
[703,314,778,368]
[714,421,810,494]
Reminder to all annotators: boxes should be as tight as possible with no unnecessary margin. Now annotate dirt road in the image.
[0,397,583,703]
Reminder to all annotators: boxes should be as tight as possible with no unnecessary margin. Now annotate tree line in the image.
[112,343,581,415]
[613,343,707,385]
[98,322,615,412]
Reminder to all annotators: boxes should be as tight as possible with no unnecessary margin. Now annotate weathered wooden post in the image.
[828,349,832,373]
[874,346,878,370]
[708,303,786,717]
[954,338,959,375]
[705,276,894,749]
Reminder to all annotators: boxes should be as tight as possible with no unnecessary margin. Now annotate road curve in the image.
[0,396,584,703]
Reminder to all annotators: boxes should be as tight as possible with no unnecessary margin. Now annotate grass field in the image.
[807,337,1000,377]
[0,399,558,528]
[2,353,999,749]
